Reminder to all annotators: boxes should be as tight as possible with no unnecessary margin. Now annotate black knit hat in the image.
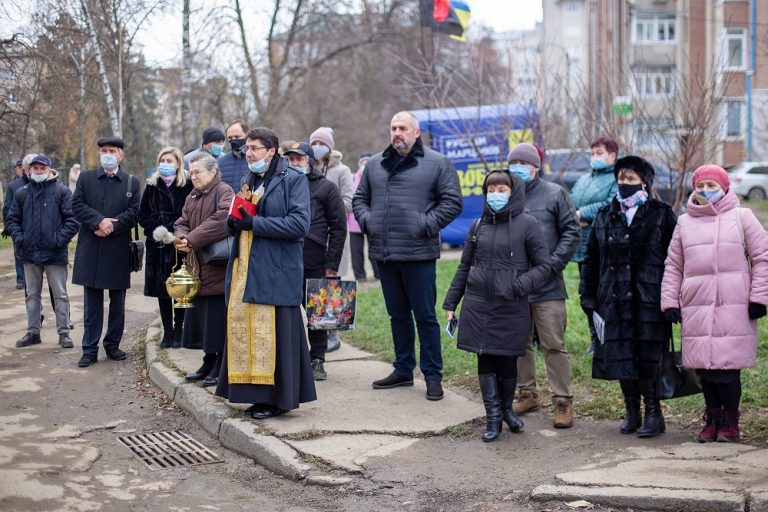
[614,155,655,188]
[201,127,225,145]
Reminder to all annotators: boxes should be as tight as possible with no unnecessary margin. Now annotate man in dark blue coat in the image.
[6,155,79,348]
[4,156,32,289]
[72,137,141,367]
[353,111,463,401]
[218,120,250,190]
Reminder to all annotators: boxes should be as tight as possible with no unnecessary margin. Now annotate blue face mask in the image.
[486,192,510,212]
[509,164,532,183]
[696,189,725,204]
[158,163,177,177]
[100,153,118,170]
[312,144,330,161]
[590,157,608,170]
[249,158,268,174]
[210,144,224,157]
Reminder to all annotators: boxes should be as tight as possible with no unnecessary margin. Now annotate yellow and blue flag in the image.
[419,0,471,41]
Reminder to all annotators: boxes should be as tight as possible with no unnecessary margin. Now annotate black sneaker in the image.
[105,347,127,361]
[426,381,444,401]
[78,354,97,367]
[15,332,42,348]
[58,333,74,348]
[372,372,414,389]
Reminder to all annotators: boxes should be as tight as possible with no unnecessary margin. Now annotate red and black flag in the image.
[419,0,471,41]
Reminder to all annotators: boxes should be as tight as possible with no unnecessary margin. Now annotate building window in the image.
[564,1,580,13]
[633,16,677,44]
[720,28,747,71]
[721,99,745,139]
[635,118,675,151]
[634,67,675,97]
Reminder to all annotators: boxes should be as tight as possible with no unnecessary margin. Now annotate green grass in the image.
[343,260,768,444]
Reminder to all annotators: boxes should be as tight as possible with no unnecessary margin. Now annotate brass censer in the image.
[166,250,200,309]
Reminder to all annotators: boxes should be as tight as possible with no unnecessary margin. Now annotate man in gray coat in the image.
[72,136,141,368]
[507,143,581,428]
[353,111,462,401]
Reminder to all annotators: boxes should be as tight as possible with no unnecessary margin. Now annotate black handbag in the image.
[199,187,233,266]
[200,236,233,266]
[127,176,144,273]
[658,332,702,400]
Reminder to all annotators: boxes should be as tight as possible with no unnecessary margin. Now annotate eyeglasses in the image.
[245,145,267,152]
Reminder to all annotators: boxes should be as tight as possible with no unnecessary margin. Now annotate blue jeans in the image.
[81,287,126,356]
[378,260,442,382]
[13,242,24,285]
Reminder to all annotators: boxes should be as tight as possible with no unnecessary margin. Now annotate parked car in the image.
[727,162,768,201]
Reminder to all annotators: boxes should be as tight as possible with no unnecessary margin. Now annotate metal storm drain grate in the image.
[118,430,224,471]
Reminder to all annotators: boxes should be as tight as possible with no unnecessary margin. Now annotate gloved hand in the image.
[233,206,253,231]
[748,302,767,320]
[663,308,682,324]
[226,216,237,230]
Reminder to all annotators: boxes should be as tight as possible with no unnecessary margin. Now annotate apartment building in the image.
[541,0,767,167]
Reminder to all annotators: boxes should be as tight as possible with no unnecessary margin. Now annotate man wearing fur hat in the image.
[507,143,581,428]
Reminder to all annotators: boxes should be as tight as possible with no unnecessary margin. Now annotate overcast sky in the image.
[3,1,544,66]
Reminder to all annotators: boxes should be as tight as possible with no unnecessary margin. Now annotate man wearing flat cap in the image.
[183,126,226,170]
[72,136,141,368]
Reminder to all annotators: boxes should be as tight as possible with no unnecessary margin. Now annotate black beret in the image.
[614,155,655,188]
[97,136,124,149]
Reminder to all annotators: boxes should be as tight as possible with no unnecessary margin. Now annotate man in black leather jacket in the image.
[508,143,581,428]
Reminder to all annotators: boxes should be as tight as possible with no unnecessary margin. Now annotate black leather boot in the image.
[498,377,524,432]
[202,354,221,387]
[186,353,215,382]
[637,379,665,438]
[619,379,642,434]
[478,373,502,442]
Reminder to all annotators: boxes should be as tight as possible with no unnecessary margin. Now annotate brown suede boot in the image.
[553,399,574,429]
[512,390,539,415]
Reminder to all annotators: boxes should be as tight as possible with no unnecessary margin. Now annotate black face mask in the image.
[618,183,644,199]
[230,138,246,153]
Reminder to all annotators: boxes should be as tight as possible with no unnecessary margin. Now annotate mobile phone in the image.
[445,316,459,338]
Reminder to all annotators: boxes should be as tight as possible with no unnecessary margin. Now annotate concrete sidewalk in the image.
[146,318,768,512]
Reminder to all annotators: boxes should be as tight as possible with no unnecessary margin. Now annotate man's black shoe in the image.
[58,333,74,349]
[426,381,444,401]
[78,354,97,367]
[372,372,414,389]
[105,348,127,361]
[15,332,42,348]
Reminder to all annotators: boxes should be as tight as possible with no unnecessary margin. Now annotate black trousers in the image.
[349,232,380,280]
[303,267,327,362]
[81,287,126,356]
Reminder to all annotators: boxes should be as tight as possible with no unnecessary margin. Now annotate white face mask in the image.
[30,173,48,183]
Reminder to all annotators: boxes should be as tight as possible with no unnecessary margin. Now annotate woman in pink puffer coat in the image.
[661,165,768,444]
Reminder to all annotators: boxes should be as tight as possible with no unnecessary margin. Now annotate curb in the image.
[143,318,318,481]
[531,484,746,512]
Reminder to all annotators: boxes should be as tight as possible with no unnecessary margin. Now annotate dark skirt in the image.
[181,294,226,354]
[696,369,741,384]
[215,305,317,412]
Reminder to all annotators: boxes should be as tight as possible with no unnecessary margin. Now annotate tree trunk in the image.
[181,0,191,149]
[80,0,120,136]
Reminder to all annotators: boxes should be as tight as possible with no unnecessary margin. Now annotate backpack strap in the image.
[735,207,752,272]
